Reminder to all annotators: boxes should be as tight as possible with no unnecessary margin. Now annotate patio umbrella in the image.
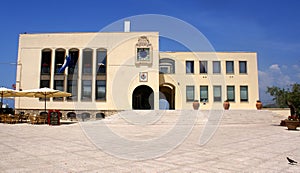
[18,87,71,112]
[0,87,17,111]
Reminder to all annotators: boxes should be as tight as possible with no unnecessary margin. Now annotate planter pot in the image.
[280,120,286,126]
[193,100,200,110]
[256,101,262,110]
[223,101,230,110]
[285,120,300,130]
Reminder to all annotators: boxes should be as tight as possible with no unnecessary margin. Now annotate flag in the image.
[58,55,71,73]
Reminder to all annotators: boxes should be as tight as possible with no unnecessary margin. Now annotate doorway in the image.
[132,85,154,110]
[159,84,175,110]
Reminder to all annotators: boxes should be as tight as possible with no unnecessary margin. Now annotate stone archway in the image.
[132,85,154,110]
[159,84,175,110]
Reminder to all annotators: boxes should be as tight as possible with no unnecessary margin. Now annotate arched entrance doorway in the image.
[159,84,175,110]
[132,85,154,110]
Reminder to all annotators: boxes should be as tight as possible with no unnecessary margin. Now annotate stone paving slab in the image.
[1,110,300,172]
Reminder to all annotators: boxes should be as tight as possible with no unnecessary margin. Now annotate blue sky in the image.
[0,0,300,105]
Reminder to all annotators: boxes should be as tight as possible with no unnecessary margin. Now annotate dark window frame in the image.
[213,85,222,102]
[240,86,249,102]
[186,85,195,102]
[200,85,208,102]
[213,61,221,74]
[227,85,235,102]
[200,61,208,74]
[226,61,234,74]
[186,61,194,74]
[239,61,247,74]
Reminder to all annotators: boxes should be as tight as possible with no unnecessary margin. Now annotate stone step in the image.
[101,110,277,125]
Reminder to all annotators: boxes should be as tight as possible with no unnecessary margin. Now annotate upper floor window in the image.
[213,61,221,74]
[239,61,247,74]
[55,48,66,74]
[159,58,175,74]
[82,49,93,74]
[96,49,107,74]
[41,49,51,75]
[226,61,234,74]
[68,49,79,75]
[186,61,194,74]
[200,61,208,74]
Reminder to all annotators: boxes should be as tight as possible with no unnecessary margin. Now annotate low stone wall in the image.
[263,108,289,117]
[15,109,121,120]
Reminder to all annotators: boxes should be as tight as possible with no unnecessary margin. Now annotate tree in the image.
[266,83,300,115]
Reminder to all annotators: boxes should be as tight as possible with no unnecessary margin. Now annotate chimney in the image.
[124,21,130,32]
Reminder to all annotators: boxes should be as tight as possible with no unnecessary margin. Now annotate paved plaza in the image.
[1,110,300,172]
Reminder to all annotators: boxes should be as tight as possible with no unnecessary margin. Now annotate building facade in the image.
[15,31,259,116]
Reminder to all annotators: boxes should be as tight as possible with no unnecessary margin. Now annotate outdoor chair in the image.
[37,115,47,124]
[19,112,29,123]
[0,114,6,123]
[29,114,37,124]
[67,112,76,121]
[37,112,48,124]
[11,114,20,124]
[4,114,13,124]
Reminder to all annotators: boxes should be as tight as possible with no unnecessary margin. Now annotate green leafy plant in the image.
[266,83,300,116]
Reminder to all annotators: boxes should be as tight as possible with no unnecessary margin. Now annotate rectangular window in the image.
[186,86,195,102]
[41,50,51,74]
[67,80,77,101]
[200,61,208,74]
[239,61,247,74]
[55,50,65,74]
[159,66,170,74]
[200,86,208,102]
[240,86,248,102]
[96,80,106,101]
[227,86,235,102]
[82,49,93,74]
[186,61,194,74]
[53,80,64,101]
[226,61,234,74]
[213,61,221,74]
[159,58,175,74]
[213,86,222,102]
[40,80,50,88]
[81,80,92,101]
[68,50,79,75]
[96,49,107,74]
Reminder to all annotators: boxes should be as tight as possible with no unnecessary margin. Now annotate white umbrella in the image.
[18,87,71,112]
[0,87,17,111]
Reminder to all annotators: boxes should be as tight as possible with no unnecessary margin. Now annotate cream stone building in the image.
[15,29,259,117]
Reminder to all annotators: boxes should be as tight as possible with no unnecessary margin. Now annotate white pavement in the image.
[1,110,300,172]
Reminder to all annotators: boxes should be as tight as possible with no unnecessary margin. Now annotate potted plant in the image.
[285,115,300,130]
[285,101,300,130]
[256,100,263,110]
[223,100,230,110]
[193,100,200,110]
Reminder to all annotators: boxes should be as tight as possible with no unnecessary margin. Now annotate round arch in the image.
[132,85,154,110]
[159,83,176,110]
